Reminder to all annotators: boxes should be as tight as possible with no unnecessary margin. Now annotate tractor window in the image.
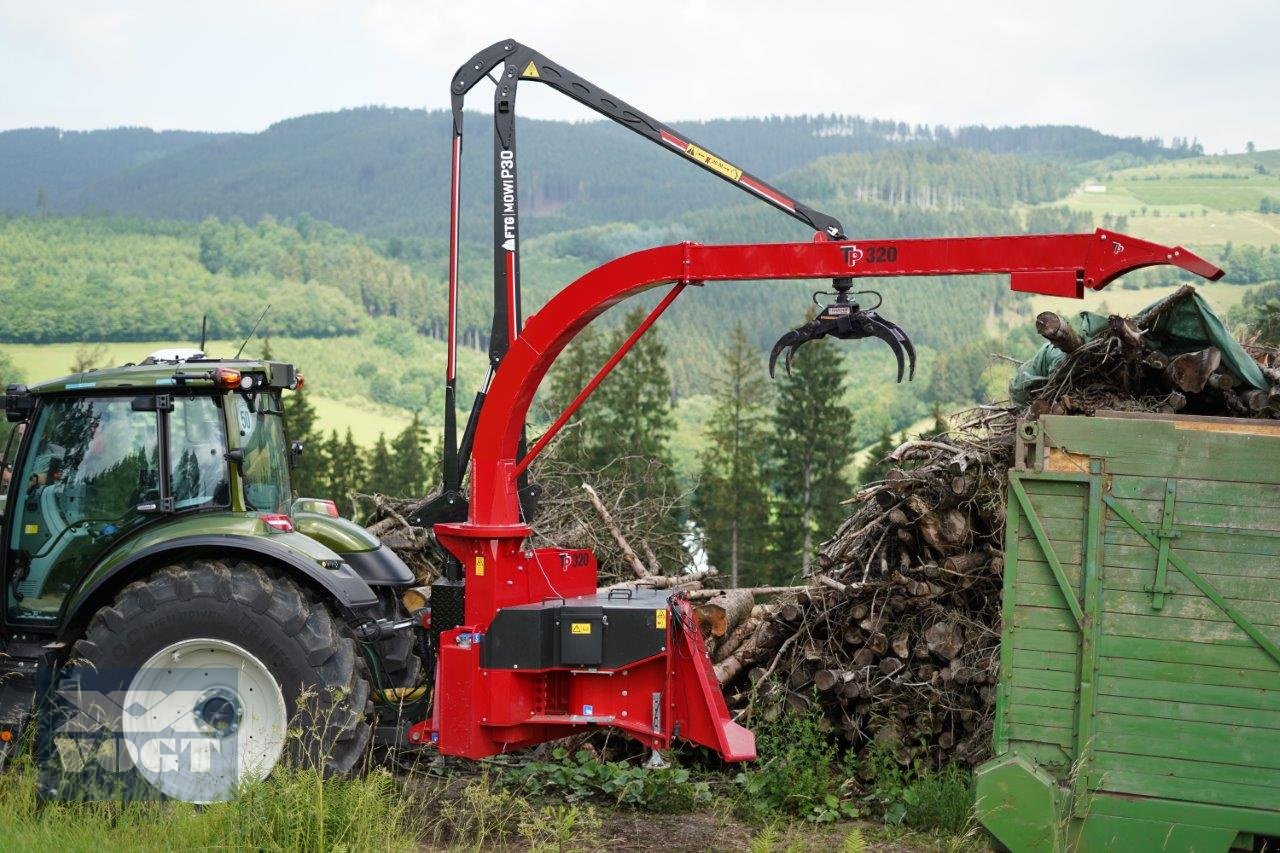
[169,396,229,510]
[234,393,291,514]
[6,397,160,621]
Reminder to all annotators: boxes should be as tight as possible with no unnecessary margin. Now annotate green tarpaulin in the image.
[1010,290,1266,406]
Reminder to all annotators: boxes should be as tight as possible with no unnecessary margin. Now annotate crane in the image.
[403,39,1223,761]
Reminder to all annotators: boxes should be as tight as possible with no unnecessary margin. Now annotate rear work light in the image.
[260,514,294,533]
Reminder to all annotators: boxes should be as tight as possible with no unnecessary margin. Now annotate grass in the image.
[0,758,419,853]
[1048,148,1280,248]
[1,334,484,447]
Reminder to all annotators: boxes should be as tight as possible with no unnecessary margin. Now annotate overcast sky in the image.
[2,1,1275,153]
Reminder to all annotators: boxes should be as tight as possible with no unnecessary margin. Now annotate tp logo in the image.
[842,245,864,267]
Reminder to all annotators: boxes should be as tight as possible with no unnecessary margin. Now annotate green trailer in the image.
[976,411,1280,852]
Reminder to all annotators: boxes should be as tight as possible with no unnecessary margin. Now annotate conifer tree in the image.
[390,413,429,497]
[857,426,899,486]
[592,308,678,488]
[364,432,396,495]
[541,325,605,469]
[768,335,856,574]
[691,324,773,586]
[322,429,364,517]
[282,385,324,496]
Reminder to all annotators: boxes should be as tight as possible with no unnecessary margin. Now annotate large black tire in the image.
[47,558,370,801]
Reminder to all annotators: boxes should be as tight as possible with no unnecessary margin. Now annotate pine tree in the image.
[363,432,395,495]
[542,325,606,469]
[768,335,856,574]
[322,429,364,517]
[282,385,324,496]
[390,413,430,498]
[691,324,773,587]
[547,309,680,513]
[857,426,899,486]
[592,308,678,485]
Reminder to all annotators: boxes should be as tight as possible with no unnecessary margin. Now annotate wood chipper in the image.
[400,39,1224,763]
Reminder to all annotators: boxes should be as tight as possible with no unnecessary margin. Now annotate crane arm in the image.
[463,230,1222,527]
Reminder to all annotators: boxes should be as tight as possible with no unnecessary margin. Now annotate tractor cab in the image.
[1,352,304,625]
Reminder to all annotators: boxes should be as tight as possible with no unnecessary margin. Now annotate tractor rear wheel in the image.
[52,559,370,802]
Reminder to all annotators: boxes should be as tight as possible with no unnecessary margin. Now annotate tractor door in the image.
[4,396,162,624]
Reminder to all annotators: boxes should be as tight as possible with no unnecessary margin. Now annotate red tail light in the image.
[317,499,340,518]
[261,514,294,533]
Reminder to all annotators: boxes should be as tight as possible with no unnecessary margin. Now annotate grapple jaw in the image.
[768,290,917,382]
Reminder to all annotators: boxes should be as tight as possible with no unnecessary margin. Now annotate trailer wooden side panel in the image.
[978,413,1280,852]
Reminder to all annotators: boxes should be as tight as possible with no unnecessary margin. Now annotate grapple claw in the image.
[769,325,819,378]
[769,293,916,384]
[863,313,917,383]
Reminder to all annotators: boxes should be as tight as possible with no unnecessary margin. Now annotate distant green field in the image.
[1049,149,1280,248]
[1029,280,1262,321]
[1,338,462,446]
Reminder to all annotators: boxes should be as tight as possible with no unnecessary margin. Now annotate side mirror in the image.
[4,385,34,423]
[224,448,245,473]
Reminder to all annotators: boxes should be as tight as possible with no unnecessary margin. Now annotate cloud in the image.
[0,0,1275,151]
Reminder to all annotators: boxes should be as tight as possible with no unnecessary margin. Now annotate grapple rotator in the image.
[769,279,917,382]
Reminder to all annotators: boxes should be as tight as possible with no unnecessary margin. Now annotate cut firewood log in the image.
[1207,371,1238,392]
[1165,346,1222,394]
[814,669,845,692]
[694,589,754,638]
[925,621,964,660]
[943,551,987,574]
[940,508,970,546]
[1035,312,1084,353]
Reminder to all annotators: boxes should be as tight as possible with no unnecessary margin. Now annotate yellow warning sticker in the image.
[655,609,667,630]
[24,524,38,535]
[682,143,742,181]
[571,622,592,635]
[474,556,485,577]
[521,60,539,78]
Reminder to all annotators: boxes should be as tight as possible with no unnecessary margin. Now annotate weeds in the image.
[499,747,711,812]
[860,742,975,835]
[734,700,856,823]
[0,756,417,852]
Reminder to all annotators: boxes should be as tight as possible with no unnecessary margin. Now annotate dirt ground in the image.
[403,769,982,852]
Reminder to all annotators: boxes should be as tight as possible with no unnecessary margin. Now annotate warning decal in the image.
[521,61,539,78]
[474,556,485,577]
[571,622,592,635]
[655,609,667,630]
[682,143,742,181]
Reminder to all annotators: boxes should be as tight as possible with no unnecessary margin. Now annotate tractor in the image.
[0,351,424,802]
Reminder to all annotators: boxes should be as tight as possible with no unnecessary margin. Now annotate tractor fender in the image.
[61,534,381,637]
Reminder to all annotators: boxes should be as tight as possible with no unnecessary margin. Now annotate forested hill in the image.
[0,108,1191,238]
[0,127,232,213]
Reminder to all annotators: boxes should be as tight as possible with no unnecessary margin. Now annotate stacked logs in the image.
[694,415,1014,768]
